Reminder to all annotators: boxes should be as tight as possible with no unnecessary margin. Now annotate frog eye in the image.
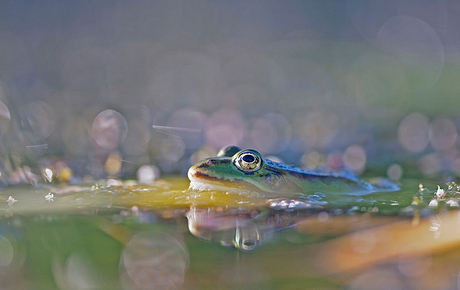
[235,151,262,172]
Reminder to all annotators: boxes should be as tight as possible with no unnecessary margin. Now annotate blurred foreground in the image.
[0,178,458,289]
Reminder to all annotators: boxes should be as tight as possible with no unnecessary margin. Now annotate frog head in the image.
[188,146,295,193]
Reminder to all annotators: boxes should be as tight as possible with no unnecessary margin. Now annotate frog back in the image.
[264,159,378,195]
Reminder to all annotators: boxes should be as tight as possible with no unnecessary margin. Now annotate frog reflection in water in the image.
[188,146,399,196]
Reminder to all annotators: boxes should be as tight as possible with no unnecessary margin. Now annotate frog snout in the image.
[187,165,197,181]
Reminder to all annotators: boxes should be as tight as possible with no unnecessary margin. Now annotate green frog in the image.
[188,146,399,195]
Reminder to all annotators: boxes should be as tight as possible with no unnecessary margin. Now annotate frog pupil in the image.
[242,154,255,163]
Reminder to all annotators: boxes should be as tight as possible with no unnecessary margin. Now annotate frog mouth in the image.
[187,167,259,192]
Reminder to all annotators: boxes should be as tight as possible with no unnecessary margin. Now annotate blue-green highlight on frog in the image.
[188,146,400,195]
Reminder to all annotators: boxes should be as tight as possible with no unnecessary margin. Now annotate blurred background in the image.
[0,0,458,184]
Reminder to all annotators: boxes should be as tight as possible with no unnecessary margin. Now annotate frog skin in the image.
[188,146,398,195]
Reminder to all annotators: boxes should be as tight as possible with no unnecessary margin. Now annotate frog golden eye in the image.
[235,151,262,172]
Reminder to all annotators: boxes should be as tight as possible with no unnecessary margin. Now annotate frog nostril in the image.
[207,159,217,166]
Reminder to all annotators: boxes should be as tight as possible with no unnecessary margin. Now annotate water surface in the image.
[0,177,458,289]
